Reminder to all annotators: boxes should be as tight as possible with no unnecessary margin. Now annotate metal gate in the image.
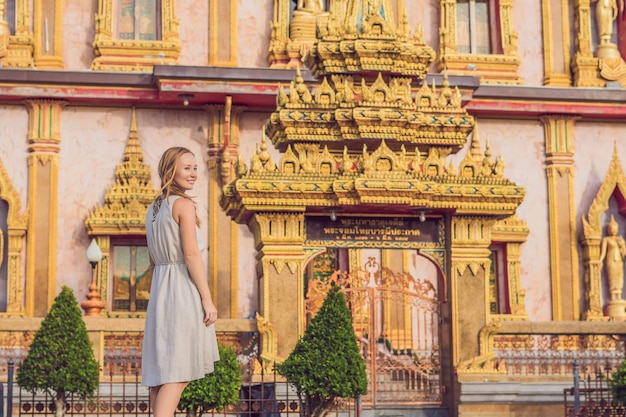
[305,252,442,406]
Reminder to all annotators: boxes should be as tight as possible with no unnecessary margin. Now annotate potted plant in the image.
[17,286,100,417]
[278,284,368,417]
[610,358,626,405]
[178,342,242,417]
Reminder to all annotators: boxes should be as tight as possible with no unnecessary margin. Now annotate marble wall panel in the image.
[237,0,273,68]
[63,1,96,70]
[513,0,545,85]
[178,0,210,66]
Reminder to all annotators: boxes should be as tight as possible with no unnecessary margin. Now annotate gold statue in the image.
[599,215,626,300]
[593,0,624,58]
[297,0,325,13]
[595,0,619,44]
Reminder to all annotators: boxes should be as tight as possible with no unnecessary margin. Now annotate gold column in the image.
[541,0,572,86]
[572,0,607,87]
[206,100,245,318]
[250,212,306,367]
[24,100,66,317]
[33,0,64,69]
[541,115,580,320]
[449,215,495,365]
[209,0,238,66]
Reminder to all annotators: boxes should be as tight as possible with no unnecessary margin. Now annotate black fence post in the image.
[7,359,14,417]
[573,360,580,416]
[1,380,4,417]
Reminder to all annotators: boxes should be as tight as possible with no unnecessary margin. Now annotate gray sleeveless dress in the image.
[142,195,219,387]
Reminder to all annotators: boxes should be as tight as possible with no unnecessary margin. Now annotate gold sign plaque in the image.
[305,216,440,246]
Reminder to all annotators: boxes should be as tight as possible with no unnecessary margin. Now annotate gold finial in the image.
[259,127,271,165]
[124,107,143,162]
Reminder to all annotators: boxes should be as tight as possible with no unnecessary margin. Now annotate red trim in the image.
[466,99,626,119]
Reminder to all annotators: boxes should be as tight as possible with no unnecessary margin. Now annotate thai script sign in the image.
[306,216,439,244]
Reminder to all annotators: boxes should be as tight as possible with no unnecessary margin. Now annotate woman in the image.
[142,147,219,417]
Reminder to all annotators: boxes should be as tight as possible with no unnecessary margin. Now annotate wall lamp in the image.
[323,207,343,221]
[178,93,194,106]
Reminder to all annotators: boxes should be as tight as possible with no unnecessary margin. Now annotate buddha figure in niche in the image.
[599,214,626,301]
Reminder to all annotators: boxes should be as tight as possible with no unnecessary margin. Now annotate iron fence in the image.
[563,361,626,417]
[3,359,354,417]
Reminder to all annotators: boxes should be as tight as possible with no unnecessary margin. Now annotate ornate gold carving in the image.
[268,0,291,68]
[248,212,306,249]
[599,57,626,81]
[307,2,435,79]
[580,145,626,320]
[86,109,157,236]
[450,215,495,293]
[0,0,34,68]
[573,0,626,87]
[271,0,435,74]
[92,0,181,72]
[267,70,473,152]
[85,109,158,316]
[457,319,506,374]
[224,121,524,224]
[0,156,28,317]
[438,0,521,84]
[255,313,282,369]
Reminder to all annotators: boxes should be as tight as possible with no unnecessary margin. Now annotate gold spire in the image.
[86,108,157,235]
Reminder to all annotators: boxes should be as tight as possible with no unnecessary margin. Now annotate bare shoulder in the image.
[171,197,195,222]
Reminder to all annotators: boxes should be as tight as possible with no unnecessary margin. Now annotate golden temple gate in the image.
[305,248,442,406]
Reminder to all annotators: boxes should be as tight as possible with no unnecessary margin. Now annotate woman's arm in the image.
[172,197,217,326]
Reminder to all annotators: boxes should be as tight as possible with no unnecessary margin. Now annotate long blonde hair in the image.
[156,146,200,226]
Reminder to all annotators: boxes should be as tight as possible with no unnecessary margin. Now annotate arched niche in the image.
[0,157,28,316]
[580,146,626,320]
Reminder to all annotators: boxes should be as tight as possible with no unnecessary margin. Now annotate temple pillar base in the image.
[604,299,626,321]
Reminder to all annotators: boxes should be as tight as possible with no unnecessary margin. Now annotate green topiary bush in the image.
[610,358,626,405]
[17,286,100,417]
[178,342,242,417]
[278,284,368,417]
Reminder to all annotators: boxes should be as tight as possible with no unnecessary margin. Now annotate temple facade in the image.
[0,1,625,416]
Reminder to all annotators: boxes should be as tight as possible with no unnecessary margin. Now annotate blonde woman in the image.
[142,147,219,417]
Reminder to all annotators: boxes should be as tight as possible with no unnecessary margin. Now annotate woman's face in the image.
[173,152,198,191]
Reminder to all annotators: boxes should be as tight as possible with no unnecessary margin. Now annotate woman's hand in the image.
[202,299,217,327]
